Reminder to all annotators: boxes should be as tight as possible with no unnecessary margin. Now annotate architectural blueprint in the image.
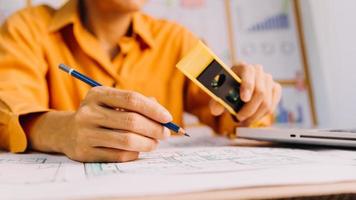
[0,127,356,199]
[85,147,315,176]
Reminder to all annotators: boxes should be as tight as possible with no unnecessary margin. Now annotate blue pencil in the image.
[59,63,190,137]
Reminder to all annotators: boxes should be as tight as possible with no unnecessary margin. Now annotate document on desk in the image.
[1,126,356,199]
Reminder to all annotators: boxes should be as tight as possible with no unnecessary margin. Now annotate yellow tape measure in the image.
[176,41,244,116]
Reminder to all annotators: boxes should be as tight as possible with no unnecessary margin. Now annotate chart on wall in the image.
[229,0,313,127]
[143,0,232,65]
[230,0,303,81]
[276,86,312,127]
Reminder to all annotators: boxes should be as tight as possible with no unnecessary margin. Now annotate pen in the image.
[59,63,190,137]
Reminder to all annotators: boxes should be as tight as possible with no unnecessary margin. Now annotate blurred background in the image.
[1,0,355,129]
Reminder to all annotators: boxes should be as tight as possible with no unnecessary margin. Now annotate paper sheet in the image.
[1,126,356,199]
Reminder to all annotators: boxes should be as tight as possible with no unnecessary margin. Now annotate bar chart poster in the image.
[230,0,304,81]
[276,85,312,127]
[143,0,232,65]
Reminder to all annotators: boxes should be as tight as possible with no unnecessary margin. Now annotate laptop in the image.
[236,128,356,148]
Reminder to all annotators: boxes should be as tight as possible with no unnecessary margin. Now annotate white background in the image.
[300,0,356,128]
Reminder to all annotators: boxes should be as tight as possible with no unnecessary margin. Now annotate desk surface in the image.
[112,181,356,200]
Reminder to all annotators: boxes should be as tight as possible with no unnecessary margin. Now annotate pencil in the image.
[59,63,190,137]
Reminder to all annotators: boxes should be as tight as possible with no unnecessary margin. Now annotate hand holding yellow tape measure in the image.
[177,41,282,126]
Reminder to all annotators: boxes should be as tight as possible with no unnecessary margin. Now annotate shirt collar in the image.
[48,0,79,32]
[48,0,155,49]
[132,13,155,49]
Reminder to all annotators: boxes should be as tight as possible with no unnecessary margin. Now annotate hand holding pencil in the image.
[52,64,188,162]
[59,64,189,137]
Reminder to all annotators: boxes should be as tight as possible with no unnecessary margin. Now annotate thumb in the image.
[209,100,225,116]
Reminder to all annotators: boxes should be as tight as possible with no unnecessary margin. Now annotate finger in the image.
[87,148,139,162]
[88,86,172,123]
[236,94,263,122]
[244,73,276,125]
[209,100,225,116]
[244,102,269,125]
[264,74,274,110]
[88,129,159,152]
[270,83,282,113]
[235,66,265,121]
[92,106,170,139]
[232,64,255,102]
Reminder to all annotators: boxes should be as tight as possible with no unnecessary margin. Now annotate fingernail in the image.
[236,114,244,122]
[164,127,171,138]
[210,101,223,116]
[163,110,173,122]
[242,91,251,102]
[149,97,157,102]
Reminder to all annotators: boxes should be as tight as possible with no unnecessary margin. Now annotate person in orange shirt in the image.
[0,0,281,162]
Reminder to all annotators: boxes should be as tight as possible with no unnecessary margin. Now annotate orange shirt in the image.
[0,0,272,153]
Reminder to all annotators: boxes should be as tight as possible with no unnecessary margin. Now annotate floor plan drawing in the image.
[0,128,356,199]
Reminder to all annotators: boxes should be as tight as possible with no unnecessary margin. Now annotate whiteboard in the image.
[230,0,304,80]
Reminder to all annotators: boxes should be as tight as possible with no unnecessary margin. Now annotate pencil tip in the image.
[184,133,191,137]
[58,63,70,73]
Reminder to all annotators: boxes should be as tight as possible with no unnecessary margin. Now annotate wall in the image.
[300,0,356,128]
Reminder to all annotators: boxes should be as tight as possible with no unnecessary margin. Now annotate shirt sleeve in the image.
[0,11,49,152]
[178,26,272,137]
